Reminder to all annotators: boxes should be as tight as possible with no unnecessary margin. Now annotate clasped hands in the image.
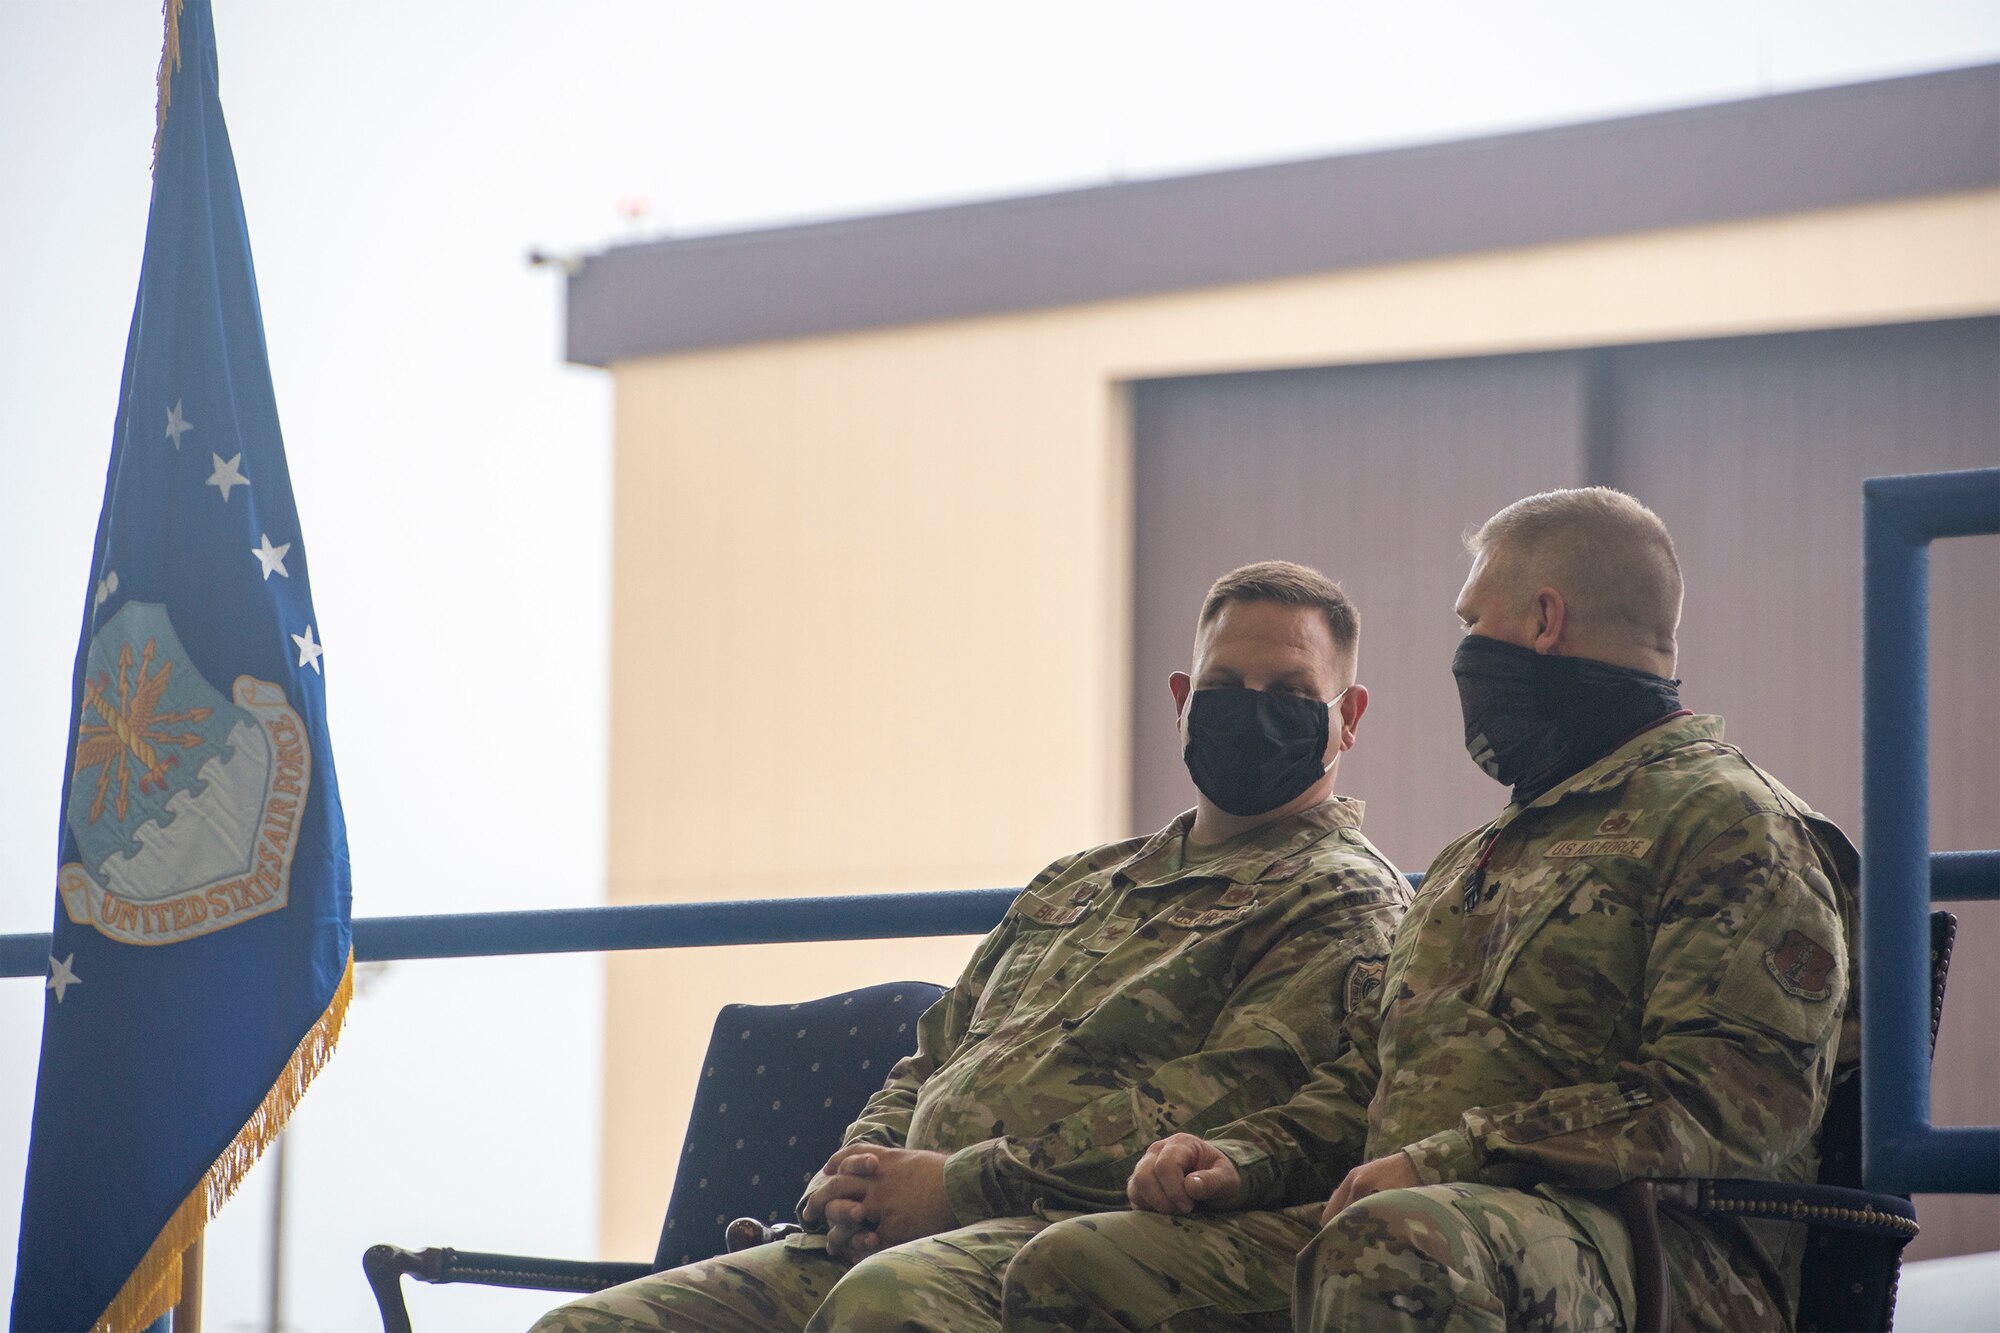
[800,1145,957,1263]
[1128,1132,1418,1224]
[799,1135,1418,1264]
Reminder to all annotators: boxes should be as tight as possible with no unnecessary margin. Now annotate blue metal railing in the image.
[1862,466,2000,1196]
[0,890,1021,979]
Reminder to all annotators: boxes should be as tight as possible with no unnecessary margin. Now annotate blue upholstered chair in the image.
[363,979,947,1332]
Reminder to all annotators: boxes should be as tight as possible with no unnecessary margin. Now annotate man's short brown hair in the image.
[1198,560,1359,659]
[1469,487,1682,655]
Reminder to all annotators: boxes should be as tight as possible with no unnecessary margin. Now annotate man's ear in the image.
[1336,684,1369,752]
[1530,588,1568,655]
[1169,671,1193,716]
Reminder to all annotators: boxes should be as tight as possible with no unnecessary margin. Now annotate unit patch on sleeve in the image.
[1763,929,1838,1002]
[1343,956,1387,1016]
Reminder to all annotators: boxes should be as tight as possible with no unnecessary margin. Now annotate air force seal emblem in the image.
[58,602,310,946]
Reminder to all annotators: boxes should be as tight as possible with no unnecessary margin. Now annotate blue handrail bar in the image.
[0,889,1022,979]
[1861,465,2000,1196]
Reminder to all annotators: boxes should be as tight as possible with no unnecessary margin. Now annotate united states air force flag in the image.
[13,3,353,1329]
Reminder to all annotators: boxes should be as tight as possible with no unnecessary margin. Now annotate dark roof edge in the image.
[567,63,2000,367]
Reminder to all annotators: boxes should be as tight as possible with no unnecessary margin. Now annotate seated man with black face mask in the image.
[530,560,1410,1333]
[1283,488,1857,1332]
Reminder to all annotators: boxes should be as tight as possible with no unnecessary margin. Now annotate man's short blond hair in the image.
[1470,488,1682,655]
[1198,560,1359,659]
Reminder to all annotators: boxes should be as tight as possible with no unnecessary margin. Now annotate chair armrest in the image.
[725,1218,804,1251]
[1648,1178,1919,1240]
[1615,1178,1920,1333]
[362,1244,654,1333]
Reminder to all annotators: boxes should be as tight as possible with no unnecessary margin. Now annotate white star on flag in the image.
[165,400,193,449]
[206,452,249,501]
[252,533,291,579]
[47,955,80,1004]
[292,624,324,674]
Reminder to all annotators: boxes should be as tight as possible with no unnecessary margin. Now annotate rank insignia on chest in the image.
[1764,929,1838,1001]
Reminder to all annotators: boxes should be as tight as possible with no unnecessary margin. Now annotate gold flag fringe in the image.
[91,954,354,1333]
[151,0,184,174]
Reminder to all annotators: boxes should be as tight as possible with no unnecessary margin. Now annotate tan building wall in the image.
[599,186,2000,1259]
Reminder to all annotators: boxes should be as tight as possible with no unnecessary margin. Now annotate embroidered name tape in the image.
[1167,905,1253,928]
[1545,837,1654,858]
[1025,902,1087,926]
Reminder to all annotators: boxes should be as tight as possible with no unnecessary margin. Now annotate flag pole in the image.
[172,1236,203,1333]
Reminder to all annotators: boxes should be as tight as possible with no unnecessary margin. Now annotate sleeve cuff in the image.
[1401,1128,1480,1185]
[1208,1138,1281,1210]
[795,1171,830,1232]
[942,1138,1005,1226]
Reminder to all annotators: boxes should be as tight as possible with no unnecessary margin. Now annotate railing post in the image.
[1860,467,2000,1195]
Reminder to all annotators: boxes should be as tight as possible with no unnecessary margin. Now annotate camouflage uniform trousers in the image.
[1000,1205,1322,1332]
[530,1205,1327,1333]
[1294,1183,1637,1332]
[528,1218,1054,1332]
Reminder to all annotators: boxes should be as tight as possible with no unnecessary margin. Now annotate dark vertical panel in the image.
[1605,317,2000,1259]
[1131,354,1588,870]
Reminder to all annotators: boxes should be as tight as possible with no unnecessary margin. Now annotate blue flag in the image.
[12,3,353,1328]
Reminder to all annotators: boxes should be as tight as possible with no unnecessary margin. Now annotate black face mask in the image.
[1183,686,1339,818]
[1452,635,1682,805]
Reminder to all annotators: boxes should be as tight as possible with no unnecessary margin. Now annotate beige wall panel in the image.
[608,330,1131,903]
[599,187,2000,1253]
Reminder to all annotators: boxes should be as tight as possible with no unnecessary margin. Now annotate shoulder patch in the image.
[1546,837,1653,858]
[1764,929,1838,1001]
[1343,956,1387,1015]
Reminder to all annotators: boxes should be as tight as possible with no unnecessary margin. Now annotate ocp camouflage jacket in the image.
[806,798,1410,1225]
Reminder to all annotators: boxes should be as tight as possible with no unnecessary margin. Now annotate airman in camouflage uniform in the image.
[530,803,1407,1333]
[1295,714,1856,1331]
[1291,488,1859,1332]
[532,562,1409,1331]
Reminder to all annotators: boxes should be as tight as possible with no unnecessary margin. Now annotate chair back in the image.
[652,980,947,1271]
[1795,910,1956,1332]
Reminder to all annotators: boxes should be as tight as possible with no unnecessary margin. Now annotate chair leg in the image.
[1616,1181,1671,1333]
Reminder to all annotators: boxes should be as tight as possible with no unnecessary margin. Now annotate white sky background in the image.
[2,2,1997,1329]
